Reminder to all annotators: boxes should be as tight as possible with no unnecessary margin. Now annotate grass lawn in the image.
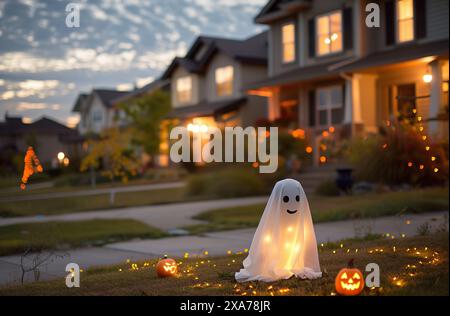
[184,187,449,234]
[0,219,167,256]
[0,187,188,217]
[0,233,447,296]
[0,177,182,198]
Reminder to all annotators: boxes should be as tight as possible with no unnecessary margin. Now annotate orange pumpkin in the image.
[156,256,178,277]
[335,259,364,296]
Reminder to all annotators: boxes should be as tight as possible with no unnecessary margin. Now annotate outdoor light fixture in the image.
[187,118,210,133]
[57,152,65,161]
[423,73,433,83]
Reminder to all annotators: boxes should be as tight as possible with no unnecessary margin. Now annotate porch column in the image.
[343,78,353,124]
[428,59,443,136]
[351,74,363,125]
[268,87,281,121]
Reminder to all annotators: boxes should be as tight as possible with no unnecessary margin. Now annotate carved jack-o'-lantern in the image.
[156,256,178,277]
[335,259,364,296]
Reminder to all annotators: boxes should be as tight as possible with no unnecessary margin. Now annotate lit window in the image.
[316,11,342,56]
[176,76,192,104]
[316,86,343,126]
[215,66,234,96]
[397,0,414,43]
[282,23,295,63]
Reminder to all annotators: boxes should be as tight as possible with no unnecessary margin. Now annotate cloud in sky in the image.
[0,0,267,126]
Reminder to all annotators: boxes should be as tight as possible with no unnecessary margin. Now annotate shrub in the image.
[186,168,269,198]
[315,179,340,196]
[348,121,449,186]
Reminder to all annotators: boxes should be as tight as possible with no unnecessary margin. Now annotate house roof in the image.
[71,89,129,114]
[330,39,449,72]
[161,31,268,79]
[166,97,246,120]
[0,115,80,141]
[71,93,89,112]
[111,79,170,105]
[245,61,344,90]
[254,0,312,24]
[93,89,129,108]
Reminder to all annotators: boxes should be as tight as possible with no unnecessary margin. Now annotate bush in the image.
[186,168,269,198]
[315,179,340,196]
[348,121,449,186]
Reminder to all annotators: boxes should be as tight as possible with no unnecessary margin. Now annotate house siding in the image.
[425,0,449,42]
[269,0,355,76]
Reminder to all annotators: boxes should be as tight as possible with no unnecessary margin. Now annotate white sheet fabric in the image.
[235,178,322,282]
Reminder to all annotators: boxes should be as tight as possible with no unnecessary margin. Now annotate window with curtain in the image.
[396,0,414,43]
[215,66,234,96]
[282,23,296,63]
[176,76,192,104]
[316,11,342,56]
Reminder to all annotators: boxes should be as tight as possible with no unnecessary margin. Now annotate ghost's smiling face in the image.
[281,183,301,215]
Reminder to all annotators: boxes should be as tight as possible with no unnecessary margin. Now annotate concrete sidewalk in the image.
[0,211,447,287]
[0,196,268,229]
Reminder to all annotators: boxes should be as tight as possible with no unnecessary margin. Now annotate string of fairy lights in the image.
[73,224,443,296]
[286,107,443,170]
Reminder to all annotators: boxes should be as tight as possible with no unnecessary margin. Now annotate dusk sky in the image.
[0,0,266,127]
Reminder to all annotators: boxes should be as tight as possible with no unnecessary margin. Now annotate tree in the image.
[80,127,139,184]
[118,90,171,161]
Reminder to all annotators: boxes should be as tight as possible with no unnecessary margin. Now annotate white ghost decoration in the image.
[235,178,322,282]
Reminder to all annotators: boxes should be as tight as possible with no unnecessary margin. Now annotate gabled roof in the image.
[0,115,78,138]
[161,31,268,79]
[71,93,89,112]
[111,79,170,105]
[71,89,129,114]
[93,89,129,108]
[255,0,311,24]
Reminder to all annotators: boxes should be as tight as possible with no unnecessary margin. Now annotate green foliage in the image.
[315,179,340,196]
[119,90,171,156]
[347,121,449,186]
[80,127,140,183]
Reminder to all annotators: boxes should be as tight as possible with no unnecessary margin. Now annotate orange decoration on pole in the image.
[20,146,43,190]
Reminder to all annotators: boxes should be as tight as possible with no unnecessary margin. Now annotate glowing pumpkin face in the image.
[335,267,364,296]
[156,257,178,277]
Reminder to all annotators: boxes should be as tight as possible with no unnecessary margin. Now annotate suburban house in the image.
[246,0,449,164]
[0,114,82,170]
[72,89,129,135]
[161,31,269,130]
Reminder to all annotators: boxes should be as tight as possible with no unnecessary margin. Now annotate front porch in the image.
[248,55,449,166]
